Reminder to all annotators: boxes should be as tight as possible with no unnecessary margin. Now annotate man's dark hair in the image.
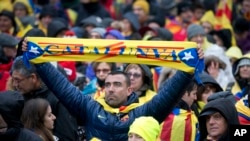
[11,57,38,78]
[107,71,131,86]
[184,79,198,96]
[233,17,250,34]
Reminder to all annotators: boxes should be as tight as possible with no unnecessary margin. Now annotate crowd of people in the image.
[0,0,250,141]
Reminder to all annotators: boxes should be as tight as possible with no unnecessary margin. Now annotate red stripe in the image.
[216,9,223,17]
[224,4,232,20]
[38,42,83,46]
[160,113,175,141]
[238,116,250,125]
[138,46,184,50]
[184,112,192,141]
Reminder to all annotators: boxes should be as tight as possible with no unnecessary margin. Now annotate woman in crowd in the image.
[21,98,57,141]
[124,64,156,104]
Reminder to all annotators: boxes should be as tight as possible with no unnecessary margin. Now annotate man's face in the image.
[190,34,205,45]
[202,22,213,34]
[206,112,228,140]
[3,47,17,59]
[41,15,52,28]
[12,70,36,94]
[239,65,250,79]
[182,87,197,107]
[89,32,102,39]
[194,8,204,21]
[104,74,132,108]
[242,0,250,13]
[133,6,147,22]
[180,10,194,24]
[0,15,12,32]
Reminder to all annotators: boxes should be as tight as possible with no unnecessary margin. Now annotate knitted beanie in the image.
[129,116,160,141]
[133,0,150,14]
[187,24,205,40]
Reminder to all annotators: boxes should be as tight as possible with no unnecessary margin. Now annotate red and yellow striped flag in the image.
[158,108,199,141]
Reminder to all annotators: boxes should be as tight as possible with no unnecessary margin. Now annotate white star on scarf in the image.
[29,46,40,55]
[182,51,194,61]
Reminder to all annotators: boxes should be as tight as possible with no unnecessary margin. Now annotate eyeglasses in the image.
[12,77,30,84]
[95,69,110,74]
[126,73,142,78]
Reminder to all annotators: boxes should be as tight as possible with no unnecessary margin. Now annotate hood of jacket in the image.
[123,12,140,31]
[47,19,68,37]
[199,71,223,92]
[198,98,239,141]
[0,91,24,140]
[0,90,24,128]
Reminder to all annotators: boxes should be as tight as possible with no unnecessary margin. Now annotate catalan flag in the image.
[159,108,199,141]
[215,0,233,22]
[235,99,250,125]
[215,0,236,46]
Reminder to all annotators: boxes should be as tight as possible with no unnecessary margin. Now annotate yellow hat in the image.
[13,0,33,15]
[133,0,150,14]
[226,46,243,59]
[200,10,218,27]
[90,137,101,141]
[0,0,13,12]
[129,116,160,141]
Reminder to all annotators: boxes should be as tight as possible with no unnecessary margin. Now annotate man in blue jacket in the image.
[22,41,203,140]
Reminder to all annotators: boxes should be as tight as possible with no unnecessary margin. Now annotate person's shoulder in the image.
[17,128,43,141]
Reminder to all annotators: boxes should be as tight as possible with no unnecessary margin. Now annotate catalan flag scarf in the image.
[23,37,204,83]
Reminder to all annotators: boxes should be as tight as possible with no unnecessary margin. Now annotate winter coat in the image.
[35,62,193,141]
[0,91,42,141]
[23,85,78,141]
[198,98,239,141]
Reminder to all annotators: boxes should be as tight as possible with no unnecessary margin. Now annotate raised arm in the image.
[35,62,90,118]
[135,70,193,122]
[135,45,204,123]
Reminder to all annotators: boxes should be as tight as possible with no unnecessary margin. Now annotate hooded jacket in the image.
[230,53,250,95]
[198,98,239,141]
[47,19,68,37]
[204,45,235,89]
[0,91,42,141]
[35,62,193,140]
[23,85,78,141]
[192,71,223,116]
[198,71,223,92]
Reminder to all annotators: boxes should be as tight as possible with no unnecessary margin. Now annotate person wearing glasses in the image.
[124,64,156,104]
[84,62,116,99]
[10,56,78,141]
[198,98,239,141]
